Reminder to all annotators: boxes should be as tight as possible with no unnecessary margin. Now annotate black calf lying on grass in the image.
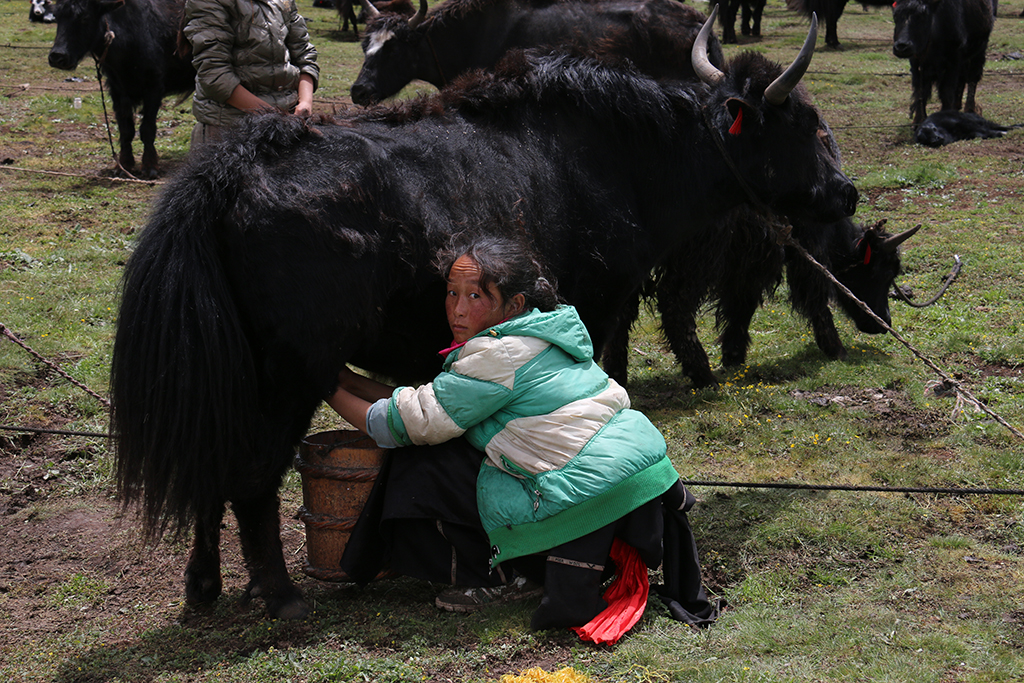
[915,111,1021,147]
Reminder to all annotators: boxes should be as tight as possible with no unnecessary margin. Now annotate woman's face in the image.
[445,255,512,344]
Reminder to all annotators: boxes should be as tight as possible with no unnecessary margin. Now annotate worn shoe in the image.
[435,576,543,613]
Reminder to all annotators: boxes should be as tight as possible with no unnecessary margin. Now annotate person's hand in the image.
[336,366,358,391]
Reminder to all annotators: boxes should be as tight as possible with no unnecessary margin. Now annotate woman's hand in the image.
[336,366,360,392]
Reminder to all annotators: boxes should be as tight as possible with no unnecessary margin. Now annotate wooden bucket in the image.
[295,429,385,582]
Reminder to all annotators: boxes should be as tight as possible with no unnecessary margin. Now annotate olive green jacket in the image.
[184,0,319,127]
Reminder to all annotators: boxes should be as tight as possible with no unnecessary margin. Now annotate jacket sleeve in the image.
[386,337,516,447]
[285,0,319,89]
[184,0,242,103]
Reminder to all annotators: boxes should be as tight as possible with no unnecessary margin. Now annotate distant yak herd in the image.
[38,0,1006,384]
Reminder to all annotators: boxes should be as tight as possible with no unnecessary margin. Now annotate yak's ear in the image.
[857,227,879,265]
[725,97,755,136]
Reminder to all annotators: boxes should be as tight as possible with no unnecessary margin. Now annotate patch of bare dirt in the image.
[791,384,948,443]
[790,385,911,413]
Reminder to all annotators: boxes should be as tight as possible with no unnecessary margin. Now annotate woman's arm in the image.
[326,385,372,434]
[337,366,394,402]
[225,84,273,113]
[294,74,314,116]
[325,367,395,435]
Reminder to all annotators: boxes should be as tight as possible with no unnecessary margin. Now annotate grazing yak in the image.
[602,214,920,388]
[350,0,723,105]
[915,110,1020,146]
[111,18,857,619]
[47,0,195,178]
[892,0,993,126]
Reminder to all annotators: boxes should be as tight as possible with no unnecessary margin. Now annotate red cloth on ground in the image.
[571,538,649,645]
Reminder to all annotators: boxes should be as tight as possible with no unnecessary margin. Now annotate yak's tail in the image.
[110,161,254,538]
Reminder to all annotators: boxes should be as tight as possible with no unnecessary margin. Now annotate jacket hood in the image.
[491,305,594,363]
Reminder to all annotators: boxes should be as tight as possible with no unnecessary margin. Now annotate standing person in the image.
[183,0,320,151]
[327,236,717,643]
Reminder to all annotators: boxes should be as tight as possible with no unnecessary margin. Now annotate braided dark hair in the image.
[435,235,561,312]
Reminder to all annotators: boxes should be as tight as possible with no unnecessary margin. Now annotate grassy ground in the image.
[1,0,1023,681]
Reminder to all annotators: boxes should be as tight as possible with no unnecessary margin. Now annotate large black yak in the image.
[48,0,195,178]
[111,16,856,619]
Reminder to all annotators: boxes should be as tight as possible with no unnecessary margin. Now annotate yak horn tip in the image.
[693,5,725,86]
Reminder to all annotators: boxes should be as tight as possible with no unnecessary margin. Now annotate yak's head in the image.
[692,8,859,224]
[350,0,431,105]
[48,0,125,70]
[892,0,937,59]
[834,221,920,332]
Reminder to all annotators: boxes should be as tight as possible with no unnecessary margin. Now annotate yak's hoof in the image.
[244,581,311,620]
[689,374,720,390]
[184,569,222,605]
[271,597,312,621]
[721,353,747,367]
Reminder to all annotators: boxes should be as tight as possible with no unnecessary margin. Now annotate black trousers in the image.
[338,438,717,629]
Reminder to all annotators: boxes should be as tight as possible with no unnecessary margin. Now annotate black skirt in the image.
[338,437,718,629]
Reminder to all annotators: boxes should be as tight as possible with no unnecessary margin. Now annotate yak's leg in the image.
[741,1,752,35]
[808,306,847,360]
[719,0,739,43]
[717,292,759,368]
[657,272,718,389]
[937,71,963,113]
[750,0,764,36]
[138,91,163,179]
[964,81,980,115]
[601,292,640,387]
[787,258,847,361]
[233,490,310,620]
[108,84,137,174]
[185,502,224,605]
[910,67,929,126]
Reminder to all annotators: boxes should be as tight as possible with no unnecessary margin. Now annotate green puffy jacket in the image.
[184,0,319,127]
[382,306,680,567]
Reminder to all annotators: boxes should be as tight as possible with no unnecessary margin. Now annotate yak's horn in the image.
[764,13,818,105]
[408,0,428,29]
[692,5,725,86]
[880,224,922,253]
[360,0,380,18]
